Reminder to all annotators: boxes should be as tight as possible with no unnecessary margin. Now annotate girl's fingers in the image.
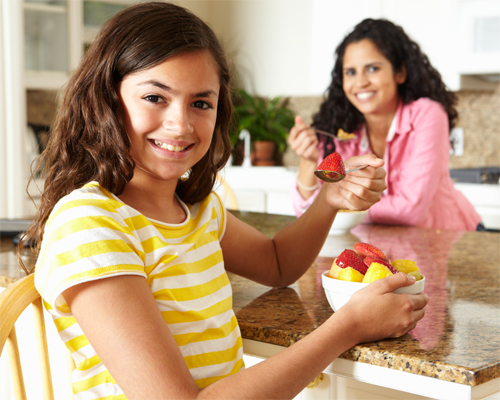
[338,179,384,205]
[345,164,387,180]
[410,293,429,311]
[338,190,379,211]
[371,271,415,292]
[341,175,386,193]
[345,154,385,169]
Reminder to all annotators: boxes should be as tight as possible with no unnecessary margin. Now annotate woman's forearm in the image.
[297,158,320,199]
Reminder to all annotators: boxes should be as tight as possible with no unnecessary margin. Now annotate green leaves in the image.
[230,89,295,154]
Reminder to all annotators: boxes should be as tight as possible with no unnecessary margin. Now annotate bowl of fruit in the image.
[321,242,425,311]
[329,209,368,235]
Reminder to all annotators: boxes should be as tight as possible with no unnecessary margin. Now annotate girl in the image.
[20,4,428,399]
[289,18,482,231]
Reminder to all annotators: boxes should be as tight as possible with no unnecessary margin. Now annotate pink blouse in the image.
[291,98,482,231]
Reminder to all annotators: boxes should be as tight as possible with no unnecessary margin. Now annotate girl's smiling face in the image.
[119,50,220,183]
[342,39,406,118]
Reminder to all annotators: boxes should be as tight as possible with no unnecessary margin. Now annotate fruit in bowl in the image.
[322,242,425,311]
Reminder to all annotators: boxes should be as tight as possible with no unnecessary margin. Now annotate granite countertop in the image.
[1,211,499,387]
[229,211,500,387]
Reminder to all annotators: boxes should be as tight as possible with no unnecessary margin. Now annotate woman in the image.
[289,18,481,231]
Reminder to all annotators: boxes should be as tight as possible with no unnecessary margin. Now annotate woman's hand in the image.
[288,115,319,165]
[336,273,429,343]
[323,153,386,212]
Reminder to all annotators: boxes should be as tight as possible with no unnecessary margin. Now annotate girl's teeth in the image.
[153,140,187,152]
[357,92,374,100]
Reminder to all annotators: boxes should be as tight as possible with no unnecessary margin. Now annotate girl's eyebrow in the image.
[138,79,218,98]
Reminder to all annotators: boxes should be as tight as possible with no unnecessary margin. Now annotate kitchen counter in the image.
[229,211,500,398]
[2,212,500,399]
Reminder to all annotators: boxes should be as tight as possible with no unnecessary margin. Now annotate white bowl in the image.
[329,210,368,235]
[321,270,426,311]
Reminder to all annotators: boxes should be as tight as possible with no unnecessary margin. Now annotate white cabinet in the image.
[0,0,132,219]
[454,183,500,230]
[242,339,500,400]
[215,166,297,216]
[23,0,130,91]
[454,0,500,76]
[23,0,73,90]
[210,0,499,97]
[310,0,500,93]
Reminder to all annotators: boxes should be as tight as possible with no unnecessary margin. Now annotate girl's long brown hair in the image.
[18,2,233,274]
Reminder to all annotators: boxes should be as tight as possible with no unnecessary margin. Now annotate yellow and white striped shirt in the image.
[35,182,244,399]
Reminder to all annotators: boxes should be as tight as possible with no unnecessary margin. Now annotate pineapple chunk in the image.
[338,267,364,282]
[392,259,420,274]
[362,262,393,283]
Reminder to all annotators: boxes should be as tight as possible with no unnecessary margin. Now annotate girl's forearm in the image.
[196,312,357,400]
[272,187,338,287]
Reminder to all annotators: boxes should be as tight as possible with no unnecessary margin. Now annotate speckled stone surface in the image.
[229,211,500,387]
[2,213,499,387]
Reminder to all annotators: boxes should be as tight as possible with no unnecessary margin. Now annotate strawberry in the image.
[336,249,367,275]
[354,242,388,261]
[317,152,346,176]
[364,256,398,275]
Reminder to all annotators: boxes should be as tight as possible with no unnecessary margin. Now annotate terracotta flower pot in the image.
[252,141,275,166]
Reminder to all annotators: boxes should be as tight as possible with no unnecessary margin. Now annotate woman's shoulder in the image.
[400,98,447,128]
[405,97,447,117]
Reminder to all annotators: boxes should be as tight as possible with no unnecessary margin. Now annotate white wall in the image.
[184,0,313,97]
[181,0,463,97]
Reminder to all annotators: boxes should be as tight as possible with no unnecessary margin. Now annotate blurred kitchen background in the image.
[1,0,499,227]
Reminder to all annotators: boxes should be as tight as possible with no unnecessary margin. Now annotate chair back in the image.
[0,274,76,400]
[215,175,239,210]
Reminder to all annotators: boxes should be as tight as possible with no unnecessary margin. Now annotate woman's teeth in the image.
[153,140,188,152]
[356,91,375,100]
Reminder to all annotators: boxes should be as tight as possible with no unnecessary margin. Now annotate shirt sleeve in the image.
[368,99,451,226]
[35,195,147,317]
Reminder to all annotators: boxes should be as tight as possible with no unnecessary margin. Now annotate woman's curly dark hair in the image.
[313,18,458,156]
[18,2,233,274]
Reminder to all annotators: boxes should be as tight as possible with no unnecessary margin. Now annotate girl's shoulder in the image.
[47,182,126,227]
[55,182,122,210]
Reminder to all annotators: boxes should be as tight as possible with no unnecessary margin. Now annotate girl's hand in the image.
[337,273,429,343]
[288,115,320,165]
[323,154,386,211]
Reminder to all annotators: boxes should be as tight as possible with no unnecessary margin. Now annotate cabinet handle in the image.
[306,373,323,389]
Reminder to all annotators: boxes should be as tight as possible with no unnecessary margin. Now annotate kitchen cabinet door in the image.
[23,0,73,90]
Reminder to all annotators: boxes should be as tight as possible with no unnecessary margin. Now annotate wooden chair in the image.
[0,274,76,400]
[215,175,239,210]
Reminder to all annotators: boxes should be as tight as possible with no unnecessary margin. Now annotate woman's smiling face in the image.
[119,50,220,183]
[342,39,406,118]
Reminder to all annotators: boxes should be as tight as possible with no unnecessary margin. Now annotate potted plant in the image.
[230,88,295,166]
